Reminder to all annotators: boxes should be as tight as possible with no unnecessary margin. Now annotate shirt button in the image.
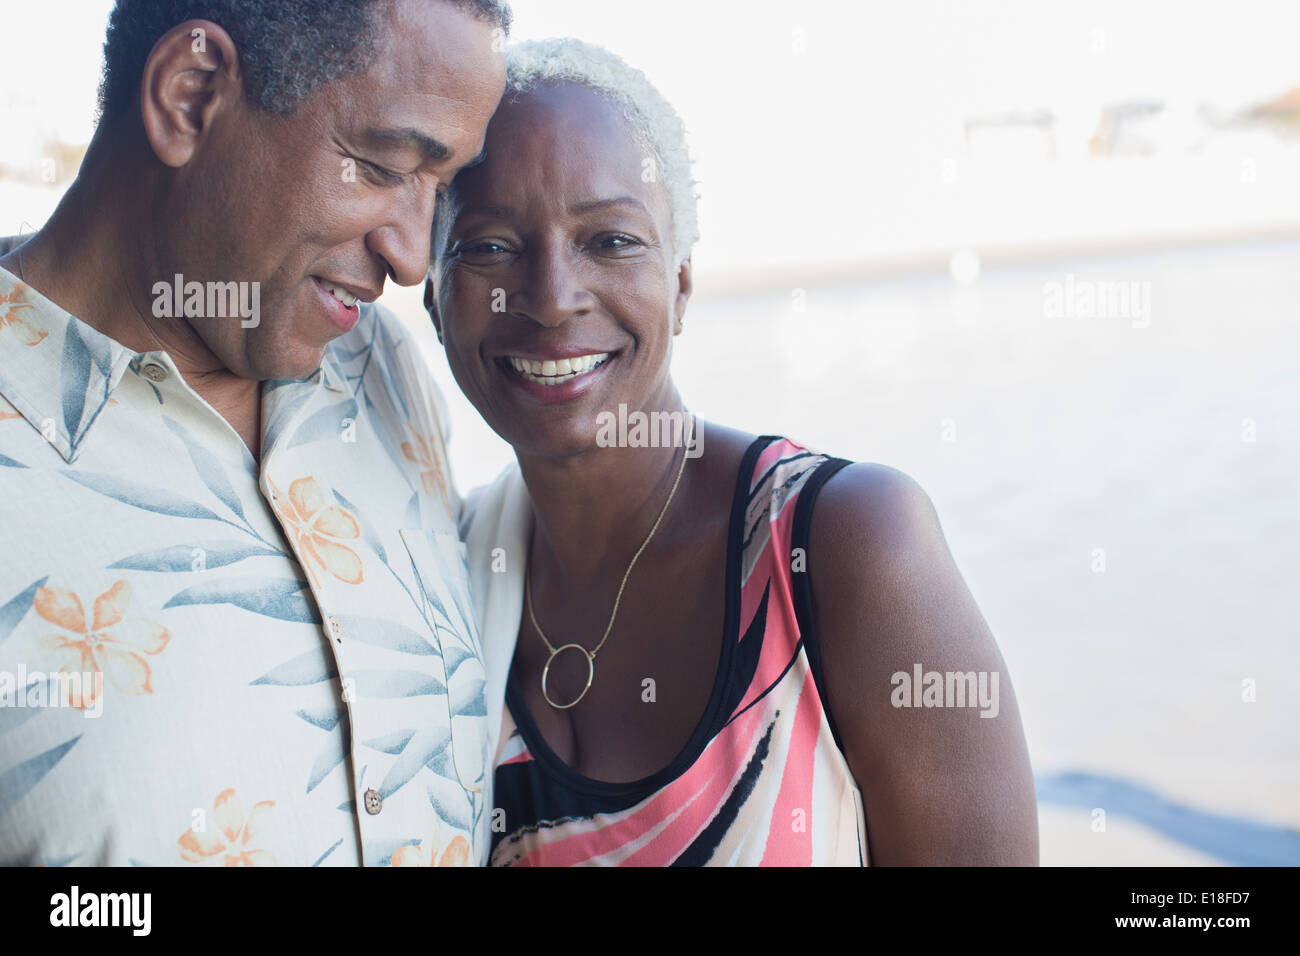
[363,788,383,815]
[329,616,342,643]
[141,362,168,383]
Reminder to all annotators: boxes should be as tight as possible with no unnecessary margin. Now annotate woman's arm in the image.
[808,463,1038,865]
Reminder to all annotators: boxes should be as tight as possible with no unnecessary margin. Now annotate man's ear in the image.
[672,256,693,335]
[424,274,444,344]
[140,20,241,168]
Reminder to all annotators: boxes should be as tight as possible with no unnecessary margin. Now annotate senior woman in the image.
[426,38,1037,866]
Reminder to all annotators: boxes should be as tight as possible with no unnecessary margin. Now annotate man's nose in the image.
[365,186,437,288]
[513,243,593,327]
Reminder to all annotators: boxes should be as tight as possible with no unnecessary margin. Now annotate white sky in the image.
[2,0,1298,273]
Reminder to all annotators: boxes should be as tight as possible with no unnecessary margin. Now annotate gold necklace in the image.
[525,413,695,710]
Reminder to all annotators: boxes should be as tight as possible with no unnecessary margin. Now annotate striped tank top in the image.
[489,437,870,866]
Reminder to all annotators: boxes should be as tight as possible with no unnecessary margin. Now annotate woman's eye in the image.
[594,234,642,253]
[455,240,512,259]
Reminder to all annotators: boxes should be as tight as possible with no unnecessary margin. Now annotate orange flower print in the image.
[401,425,449,510]
[268,475,364,590]
[391,826,471,867]
[0,281,47,347]
[0,395,20,422]
[178,789,276,866]
[34,580,170,710]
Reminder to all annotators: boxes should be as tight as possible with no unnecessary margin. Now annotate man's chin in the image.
[246,345,330,385]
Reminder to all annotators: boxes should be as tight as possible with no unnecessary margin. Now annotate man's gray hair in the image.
[504,38,699,260]
[98,0,512,120]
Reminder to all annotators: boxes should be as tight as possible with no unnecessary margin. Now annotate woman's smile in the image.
[493,348,618,404]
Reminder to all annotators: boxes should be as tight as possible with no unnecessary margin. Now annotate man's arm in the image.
[808,462,1039,865]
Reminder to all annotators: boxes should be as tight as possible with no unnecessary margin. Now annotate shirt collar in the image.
[0,266,346,464]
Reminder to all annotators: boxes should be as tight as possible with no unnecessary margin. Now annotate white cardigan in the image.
[457,464,532,778]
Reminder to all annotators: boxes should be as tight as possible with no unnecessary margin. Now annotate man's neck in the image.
[2,144,264,460]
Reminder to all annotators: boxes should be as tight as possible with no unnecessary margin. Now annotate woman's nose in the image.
[511,245,594,326]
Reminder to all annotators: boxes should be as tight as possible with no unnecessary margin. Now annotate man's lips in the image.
[311,276,365,332]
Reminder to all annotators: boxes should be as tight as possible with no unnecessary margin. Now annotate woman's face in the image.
[432,82,691,460]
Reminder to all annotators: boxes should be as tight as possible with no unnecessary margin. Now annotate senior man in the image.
[0,0,508,866]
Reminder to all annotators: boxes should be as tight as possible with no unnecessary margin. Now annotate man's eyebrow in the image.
[567,196,650,215]
[362,126,452,162]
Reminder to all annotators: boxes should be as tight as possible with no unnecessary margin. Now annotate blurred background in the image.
[2,0,1297,865]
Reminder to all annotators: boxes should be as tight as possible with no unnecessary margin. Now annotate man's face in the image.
[154,0,506,382]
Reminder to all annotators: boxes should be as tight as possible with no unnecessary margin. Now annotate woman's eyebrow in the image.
[567,196,649,215]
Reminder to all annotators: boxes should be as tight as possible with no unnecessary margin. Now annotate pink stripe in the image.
[733,482,802,716]
[760,668,819,866]
[620,704,768,866]
[512,703,768,866]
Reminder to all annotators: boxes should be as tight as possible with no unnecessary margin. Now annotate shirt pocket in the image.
[398,529,488,797]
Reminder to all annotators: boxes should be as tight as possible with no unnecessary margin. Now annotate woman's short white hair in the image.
[504,37,700,261]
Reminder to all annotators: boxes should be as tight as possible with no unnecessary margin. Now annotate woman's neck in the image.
[516,394,695,591]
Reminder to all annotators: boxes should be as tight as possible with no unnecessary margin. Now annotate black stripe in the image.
[671,718,777,866]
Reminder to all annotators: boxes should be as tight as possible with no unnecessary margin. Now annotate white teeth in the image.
[506,352,610,385]
[321,281,359,308]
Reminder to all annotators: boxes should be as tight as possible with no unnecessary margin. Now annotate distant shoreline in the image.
[696,223,1300,297]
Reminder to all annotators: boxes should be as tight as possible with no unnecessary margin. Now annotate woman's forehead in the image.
[461,84,668,214]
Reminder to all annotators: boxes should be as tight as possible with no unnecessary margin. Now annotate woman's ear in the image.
[424,274,444,345]
[673,256,693,335]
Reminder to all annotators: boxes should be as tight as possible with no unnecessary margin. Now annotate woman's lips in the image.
[496,351,615,404]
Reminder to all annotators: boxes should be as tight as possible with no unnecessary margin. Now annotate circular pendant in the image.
[540,643,595,710]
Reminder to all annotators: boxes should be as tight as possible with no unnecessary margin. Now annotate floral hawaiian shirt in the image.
[0,264,490,866]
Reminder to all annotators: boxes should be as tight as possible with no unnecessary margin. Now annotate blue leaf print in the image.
[0,735,81,814]
[295,703,342,732]
[442,643,477,676]
[109,542,282,572]
[250,650,338,687]
[162,416,250,523]
[367,837,423,867]
[60,322,92,447]
[361,388,418,494]
[377,726,450,799]
[0,678,54,736]
[330,488,387,565]
[165,577,320,624]
[0,576,46,645]
[404,492,420,529]
[363,729,416,755]
[328,340,369,364]
[62,470,225,522]
[311,838,344,867]
[372,318,411,422]
[449,675,487,718]
[0,454,26,468]
[306,733,348,793]
[352,669,444,699]
[287,398,360,450]
[424,775,473,832]
[330,614,435,656]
